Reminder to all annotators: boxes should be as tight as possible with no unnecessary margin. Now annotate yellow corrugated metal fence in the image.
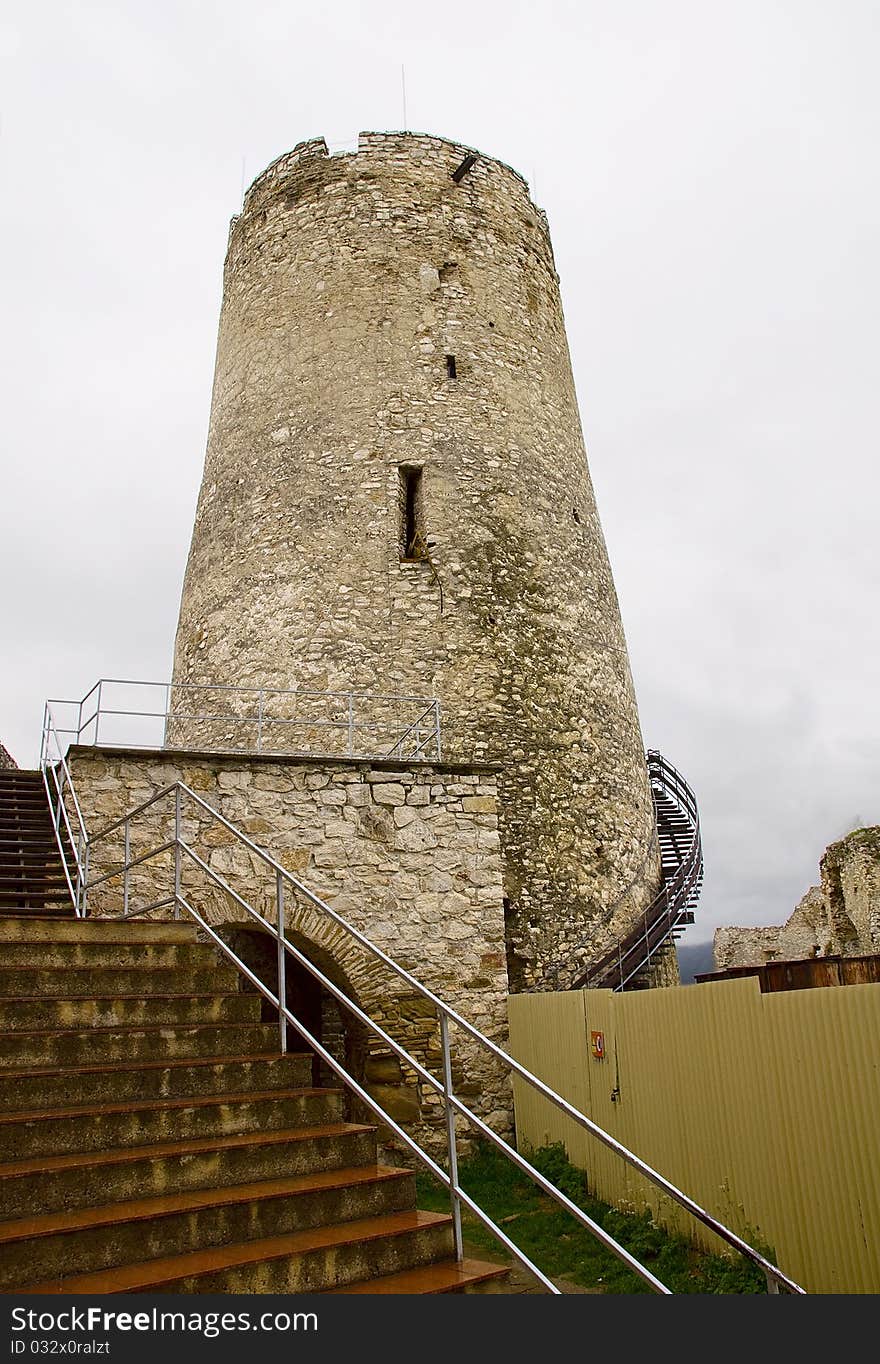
[507,977,880,1293]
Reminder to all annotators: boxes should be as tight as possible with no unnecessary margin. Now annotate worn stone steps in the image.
[0,1087,344,1162]
[0,1020,283,1069]
[0,991,262,1031]
[0,1122,379,1221]
[0,1166,417,1288]
[23,1209,456,1294]
[0,916,198,943]
[0,938,230,971]
[0,851,507,1294]
[321,1257,510,1294]
[0,965,241,998]
[0,1052,313,1110]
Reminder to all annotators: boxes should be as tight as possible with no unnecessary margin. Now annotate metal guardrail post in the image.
[75,830,85,918]
[257,690,264,753]
[81,842,91,919]
[173,786,182,920]
[123,820,130,918]
[440,1013,464,1262]
[95,680,103,746]
[347,693,354,757]
[276,870,288,1055]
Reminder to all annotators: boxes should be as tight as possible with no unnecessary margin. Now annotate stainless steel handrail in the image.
[66,776,802,1295]
[40,703,90,917]
[46,679,442,762]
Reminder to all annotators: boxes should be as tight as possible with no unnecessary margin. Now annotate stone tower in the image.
[173,132,661,990]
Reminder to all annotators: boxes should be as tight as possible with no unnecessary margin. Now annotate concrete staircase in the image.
[0,782,507,1293]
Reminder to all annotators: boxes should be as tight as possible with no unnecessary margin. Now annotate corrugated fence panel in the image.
[508,978,880,1293]
[507,990,591,1160]
[761,984,880,1293]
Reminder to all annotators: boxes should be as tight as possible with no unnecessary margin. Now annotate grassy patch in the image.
[415,1141,773,1294]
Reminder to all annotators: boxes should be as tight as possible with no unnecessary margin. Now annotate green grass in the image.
[415,1141,773,1294]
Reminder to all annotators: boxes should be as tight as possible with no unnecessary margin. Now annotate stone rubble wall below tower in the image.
[65,746,512,1151]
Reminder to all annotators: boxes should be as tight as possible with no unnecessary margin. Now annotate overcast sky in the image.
[1,1,877,947]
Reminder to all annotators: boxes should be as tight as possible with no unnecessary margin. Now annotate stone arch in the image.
[210,893,434,1135]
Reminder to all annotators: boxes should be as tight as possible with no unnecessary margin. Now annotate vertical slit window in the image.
[446,354,457,379]
[399,466,424,560]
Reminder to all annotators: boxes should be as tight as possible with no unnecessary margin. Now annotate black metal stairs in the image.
[0,769,72,915]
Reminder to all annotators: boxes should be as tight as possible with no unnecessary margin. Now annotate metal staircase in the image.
[0,769,72,915]
[547,750,703,992]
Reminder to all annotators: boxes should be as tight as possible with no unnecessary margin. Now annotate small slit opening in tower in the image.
[445,354,457,380]
[399,465,425,560]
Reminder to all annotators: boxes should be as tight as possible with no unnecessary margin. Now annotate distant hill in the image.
[675,940,716,984]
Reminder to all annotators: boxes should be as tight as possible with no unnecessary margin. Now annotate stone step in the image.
[0,1166,416,1288]
[0,1021,283,1069]
[0,1052,313,1110]
[0,992,262,1031]
[0,1087,344,1162]
[0,1122,378,1220]
[0,964,242,998]
[321,1257,511,1293]
[0,939,227,971]
[0,916,199,943]
[23,1209,455,1293]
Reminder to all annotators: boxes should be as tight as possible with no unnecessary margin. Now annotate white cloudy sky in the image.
[1,1,877,946]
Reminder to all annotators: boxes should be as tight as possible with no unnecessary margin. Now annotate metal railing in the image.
[39,704,89,914]
[546,751,703,993]
[46,679,442,763]
[39,750,801,1294]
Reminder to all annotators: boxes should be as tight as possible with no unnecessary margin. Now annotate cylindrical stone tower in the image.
[173,131,661,990]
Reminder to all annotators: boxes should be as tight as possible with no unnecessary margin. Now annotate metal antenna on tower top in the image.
[401,64,407,130]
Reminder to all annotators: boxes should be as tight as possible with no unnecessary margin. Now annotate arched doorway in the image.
[215,923,368,1104]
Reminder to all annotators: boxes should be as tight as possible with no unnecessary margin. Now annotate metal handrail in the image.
[545,750,703,992]
[62,776,801,1294]
[46,679,442,762]
[40,703,89,916]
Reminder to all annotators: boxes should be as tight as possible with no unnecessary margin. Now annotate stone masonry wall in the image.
[0,742,17,770]
[171,131,660,993]
[66,746,511,1151]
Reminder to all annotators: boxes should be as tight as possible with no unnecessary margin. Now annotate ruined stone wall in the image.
[0,742,17,770]
[713,925,783,972]
[172,130,659,991]
[714,827,880,970]
[66,745,511,1150]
